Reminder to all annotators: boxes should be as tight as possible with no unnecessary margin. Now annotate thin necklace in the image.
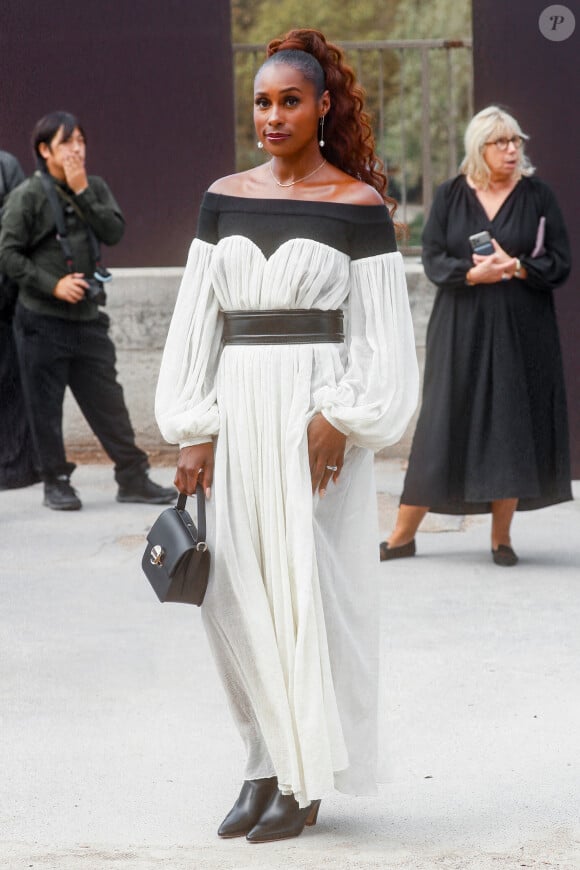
[269,158,326,188]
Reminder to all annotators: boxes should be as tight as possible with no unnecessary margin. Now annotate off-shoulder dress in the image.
[155,193,419,807]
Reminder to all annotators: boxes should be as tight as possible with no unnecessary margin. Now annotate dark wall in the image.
[0,0,235,267]
[472,0,580,475]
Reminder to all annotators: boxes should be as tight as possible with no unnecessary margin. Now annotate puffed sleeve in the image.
[520,179,571,292]
[316,249,419,451]
[155,222,223,447]
[421,179,473,288]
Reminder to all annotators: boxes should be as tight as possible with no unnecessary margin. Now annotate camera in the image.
[84,267,112,306]
[84,277,108,306]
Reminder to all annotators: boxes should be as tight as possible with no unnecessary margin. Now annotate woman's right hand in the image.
[175,442,214,498]
[468,253,511,284]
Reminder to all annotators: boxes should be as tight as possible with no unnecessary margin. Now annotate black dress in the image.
[0,151,39,490]
[401,174,572,514]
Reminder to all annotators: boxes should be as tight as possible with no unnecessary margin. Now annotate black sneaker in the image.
[116,475,177,505]
[43,476,82,511]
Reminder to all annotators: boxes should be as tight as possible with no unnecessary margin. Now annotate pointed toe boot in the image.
[246,790,321,843]
[217,777,278,839]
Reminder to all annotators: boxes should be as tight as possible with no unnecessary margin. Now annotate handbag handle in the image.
[176,484,207,545]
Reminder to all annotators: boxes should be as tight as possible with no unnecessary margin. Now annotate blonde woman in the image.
[380,105,572,567]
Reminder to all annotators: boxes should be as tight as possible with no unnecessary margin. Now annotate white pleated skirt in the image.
[201,342,382,808]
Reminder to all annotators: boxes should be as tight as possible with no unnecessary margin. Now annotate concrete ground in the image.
[1,460,579,870]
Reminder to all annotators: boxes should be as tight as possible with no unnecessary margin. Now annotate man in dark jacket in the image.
[0,111,175,510]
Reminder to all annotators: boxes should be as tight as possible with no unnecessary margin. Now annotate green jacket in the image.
[0,171,125,320]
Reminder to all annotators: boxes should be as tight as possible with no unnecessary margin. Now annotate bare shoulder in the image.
[208,168,262,196]
[329,171,385,206]
[347,183,385,206]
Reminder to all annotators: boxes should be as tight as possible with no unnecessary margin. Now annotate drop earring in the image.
[319,116,325,148]
[257,141,264,149]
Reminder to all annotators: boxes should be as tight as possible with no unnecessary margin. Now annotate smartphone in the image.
[469,230,494,256]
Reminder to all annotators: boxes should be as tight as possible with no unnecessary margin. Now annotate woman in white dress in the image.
[155,28,418,843]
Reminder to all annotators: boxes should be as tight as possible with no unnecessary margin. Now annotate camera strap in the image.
[37,170,106,276]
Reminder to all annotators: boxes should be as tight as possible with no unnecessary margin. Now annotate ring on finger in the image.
[198,467,204,473]
[325,464,338,472]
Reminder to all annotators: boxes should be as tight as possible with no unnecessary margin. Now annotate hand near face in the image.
[307,412,346,497]
[62,151,88,194]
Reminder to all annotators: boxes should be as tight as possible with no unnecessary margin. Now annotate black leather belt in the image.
[222,309,344,345]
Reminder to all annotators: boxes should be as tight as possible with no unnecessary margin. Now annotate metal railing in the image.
[233,39,473,252]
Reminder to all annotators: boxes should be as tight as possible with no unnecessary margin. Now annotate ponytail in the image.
[266,29,395,213]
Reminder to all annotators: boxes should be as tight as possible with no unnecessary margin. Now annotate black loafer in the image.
[492,545,518,567]
[380,539,416,561]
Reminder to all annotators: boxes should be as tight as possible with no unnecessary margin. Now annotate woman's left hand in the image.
[473,239,518,276]
[307,412,347,497]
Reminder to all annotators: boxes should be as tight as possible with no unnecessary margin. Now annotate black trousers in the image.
[13,304,149,484]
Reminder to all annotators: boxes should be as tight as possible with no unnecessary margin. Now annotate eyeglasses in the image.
[485,135,523,151]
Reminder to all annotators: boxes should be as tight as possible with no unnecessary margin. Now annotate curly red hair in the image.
[266,28,396,214]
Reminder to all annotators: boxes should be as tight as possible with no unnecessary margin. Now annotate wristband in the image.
[514,257,522,278]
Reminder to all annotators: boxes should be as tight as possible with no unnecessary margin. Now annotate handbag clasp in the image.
[150,544,166,566]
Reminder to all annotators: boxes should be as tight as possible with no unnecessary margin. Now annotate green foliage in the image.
[406,210,425,247]
[387,0,474,195]
[390,0,472,40]
[231,0,404,43]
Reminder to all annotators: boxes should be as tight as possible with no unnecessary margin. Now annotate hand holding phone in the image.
[469,231,494,256]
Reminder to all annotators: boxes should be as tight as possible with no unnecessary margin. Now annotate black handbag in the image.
[142,486,210,606]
